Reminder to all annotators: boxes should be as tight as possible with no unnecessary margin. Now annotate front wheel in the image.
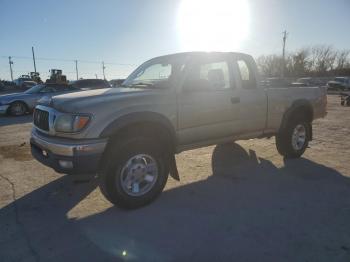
[9,101,27,116]
[99,137,169,209]
[276,119,310,158]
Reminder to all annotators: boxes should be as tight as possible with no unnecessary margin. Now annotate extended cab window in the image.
[237,59,256,89]
[184,59,231,91]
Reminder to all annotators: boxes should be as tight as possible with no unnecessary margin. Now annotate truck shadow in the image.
[1,143,350,261]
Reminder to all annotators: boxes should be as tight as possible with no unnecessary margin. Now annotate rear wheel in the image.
[99,137,169,209]
[9,101,27,116]
[276,118,310,158]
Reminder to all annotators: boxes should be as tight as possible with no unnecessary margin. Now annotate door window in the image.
[185,59,231,91]
[134,63,172,81]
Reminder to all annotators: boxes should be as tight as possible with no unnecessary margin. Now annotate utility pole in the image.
[75,60,79,80]
[282,30,288,78]
[32,46,37,73]
[8,56,13,81]
[102,61,106,80]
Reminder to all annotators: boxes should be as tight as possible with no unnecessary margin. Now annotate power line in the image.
[75,60,78,80]
[0,55,137,66]
[32,47,37,73]
[102,61,106,80]
[8,56,14,81]
[282,30,288,78]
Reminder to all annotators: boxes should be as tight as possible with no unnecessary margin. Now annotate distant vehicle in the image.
[262,77,291,87]
[14,76,35,87]
[69,79,111,90]
[340,92,350,106]
[109,79,125,88]
[46,69,67,84]
[0,83,79,116]
[291,77,322,87]
[327,77,350,91]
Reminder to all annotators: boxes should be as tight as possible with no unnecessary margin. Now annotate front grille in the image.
[34,108,49,131]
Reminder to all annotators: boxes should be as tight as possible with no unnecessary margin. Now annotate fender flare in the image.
[99,111,177,141]
[8,100,30,113]
[99,111,180,180]
[279,99,314,140]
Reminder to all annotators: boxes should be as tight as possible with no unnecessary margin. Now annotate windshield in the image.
[123,56,185,88]
[24,84,44,94]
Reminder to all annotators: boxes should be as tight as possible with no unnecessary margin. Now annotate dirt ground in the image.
[0,95,349,262]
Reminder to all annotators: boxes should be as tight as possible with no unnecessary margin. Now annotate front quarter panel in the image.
[86,91,177,139]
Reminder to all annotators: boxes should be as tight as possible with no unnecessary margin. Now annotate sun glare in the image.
[177,0,250,51]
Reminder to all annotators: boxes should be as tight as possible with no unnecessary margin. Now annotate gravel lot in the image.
[0,95,349,262]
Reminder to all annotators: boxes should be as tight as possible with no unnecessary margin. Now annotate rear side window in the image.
[237,59,256,89]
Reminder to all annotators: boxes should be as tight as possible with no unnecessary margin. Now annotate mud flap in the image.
[169,154,180,181]
[308,122,313,141]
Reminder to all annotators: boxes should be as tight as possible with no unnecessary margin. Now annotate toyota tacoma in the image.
[30,52,327,209]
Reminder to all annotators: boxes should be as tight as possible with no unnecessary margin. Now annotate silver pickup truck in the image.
[30,52,327,209]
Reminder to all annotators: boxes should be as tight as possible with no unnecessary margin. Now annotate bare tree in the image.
[311,45,337,75]
[286,48,310,77]
[257,45,350,77]
[335,50,350,70]
[256,55,283,77]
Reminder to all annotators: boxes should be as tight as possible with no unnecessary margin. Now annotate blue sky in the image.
[1,0,349,80]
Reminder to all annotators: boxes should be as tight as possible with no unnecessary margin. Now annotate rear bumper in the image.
[30,129,107,175]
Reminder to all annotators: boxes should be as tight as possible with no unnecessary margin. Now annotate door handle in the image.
[231,97,240,104]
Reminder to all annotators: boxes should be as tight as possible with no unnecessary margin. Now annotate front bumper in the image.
[0,104,9,114]
[30,129,107,175]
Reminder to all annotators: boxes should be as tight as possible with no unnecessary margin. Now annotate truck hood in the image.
[43,87,152,112]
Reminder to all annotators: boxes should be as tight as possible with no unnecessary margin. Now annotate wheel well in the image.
[289,105,313,123]
[8,100,29,113]
[106,121,176,153]
[280,103,313,140]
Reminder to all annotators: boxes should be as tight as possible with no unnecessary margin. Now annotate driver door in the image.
[177,54,241,145]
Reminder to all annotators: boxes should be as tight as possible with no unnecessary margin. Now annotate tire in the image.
[276,118,310,159]
[9,101,27,116]
[341,101,345,106]
[99,137,169,209]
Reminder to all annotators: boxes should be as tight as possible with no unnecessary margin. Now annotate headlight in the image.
[54,114,91,133]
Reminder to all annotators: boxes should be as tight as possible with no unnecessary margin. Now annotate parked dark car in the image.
[69,79,111,90]
[261,77,291,88]
[327,77,350,91]
[291,77,322,87]
[109,79,125,88]
[0,83,80,116]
